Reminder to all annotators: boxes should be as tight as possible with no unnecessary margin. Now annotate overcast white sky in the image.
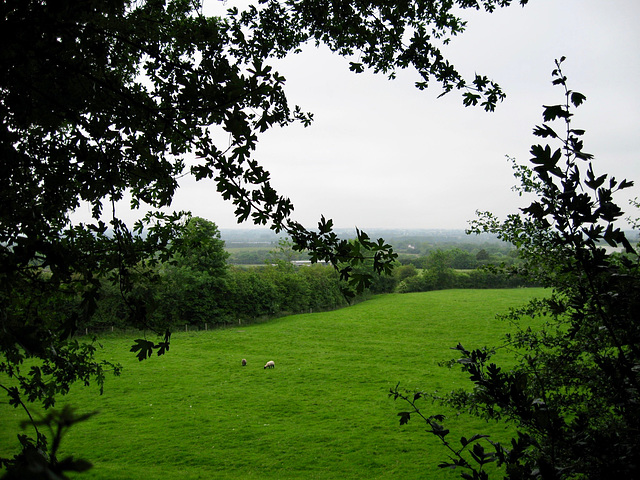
[76,0,640,231]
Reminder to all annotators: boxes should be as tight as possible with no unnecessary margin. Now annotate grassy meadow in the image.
[0,289,546,479]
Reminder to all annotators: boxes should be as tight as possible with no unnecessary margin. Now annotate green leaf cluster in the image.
[396,59,640,479]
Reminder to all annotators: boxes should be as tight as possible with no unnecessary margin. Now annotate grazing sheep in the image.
[241,359,247,366]
[264,360,275,369]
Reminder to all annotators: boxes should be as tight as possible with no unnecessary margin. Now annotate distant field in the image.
[225,245,277,266]
[225,246,273,252]
[1,289,546,479]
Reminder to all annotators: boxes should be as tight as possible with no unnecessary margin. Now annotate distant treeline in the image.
[394,265,535,292]
[58,221,535,334]
[227,247,309,265]
[86,259,532,335]
[225,232,516,266]
[86,265,530,334]
[90,264,351,331]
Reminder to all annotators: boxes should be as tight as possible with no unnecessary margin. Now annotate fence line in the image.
[73,321,250,337]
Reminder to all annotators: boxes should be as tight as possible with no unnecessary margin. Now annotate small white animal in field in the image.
[241,359,247,366]
[264,360,275,369]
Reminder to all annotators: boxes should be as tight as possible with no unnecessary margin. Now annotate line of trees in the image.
[395,264,535,292]
[82,222,533,333]
[91,260,351,330]
[83,219,350,332]
[398,246,519,270]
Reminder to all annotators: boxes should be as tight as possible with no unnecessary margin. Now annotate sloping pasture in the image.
[1,289,545,479]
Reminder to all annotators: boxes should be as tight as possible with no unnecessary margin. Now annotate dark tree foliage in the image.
[1,0,528,474]
[392,59,640,479]
[170,217,229,275]
[0,407,96,480]
[230,0,528,109]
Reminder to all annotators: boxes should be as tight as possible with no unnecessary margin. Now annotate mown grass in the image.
[1,289,546,479]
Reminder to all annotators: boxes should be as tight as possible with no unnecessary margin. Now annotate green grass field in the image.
[1,289,545,479]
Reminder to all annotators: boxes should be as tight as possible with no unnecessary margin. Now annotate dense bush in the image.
[394,264,418,282]
[226,267,280,320]
[396,266,534,293]
[89,262,351,330]
[394,245,531,293]
[299,265,349,311]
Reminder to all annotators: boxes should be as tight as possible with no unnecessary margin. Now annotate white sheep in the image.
[264,360,275,369]
[241,359,247,366]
